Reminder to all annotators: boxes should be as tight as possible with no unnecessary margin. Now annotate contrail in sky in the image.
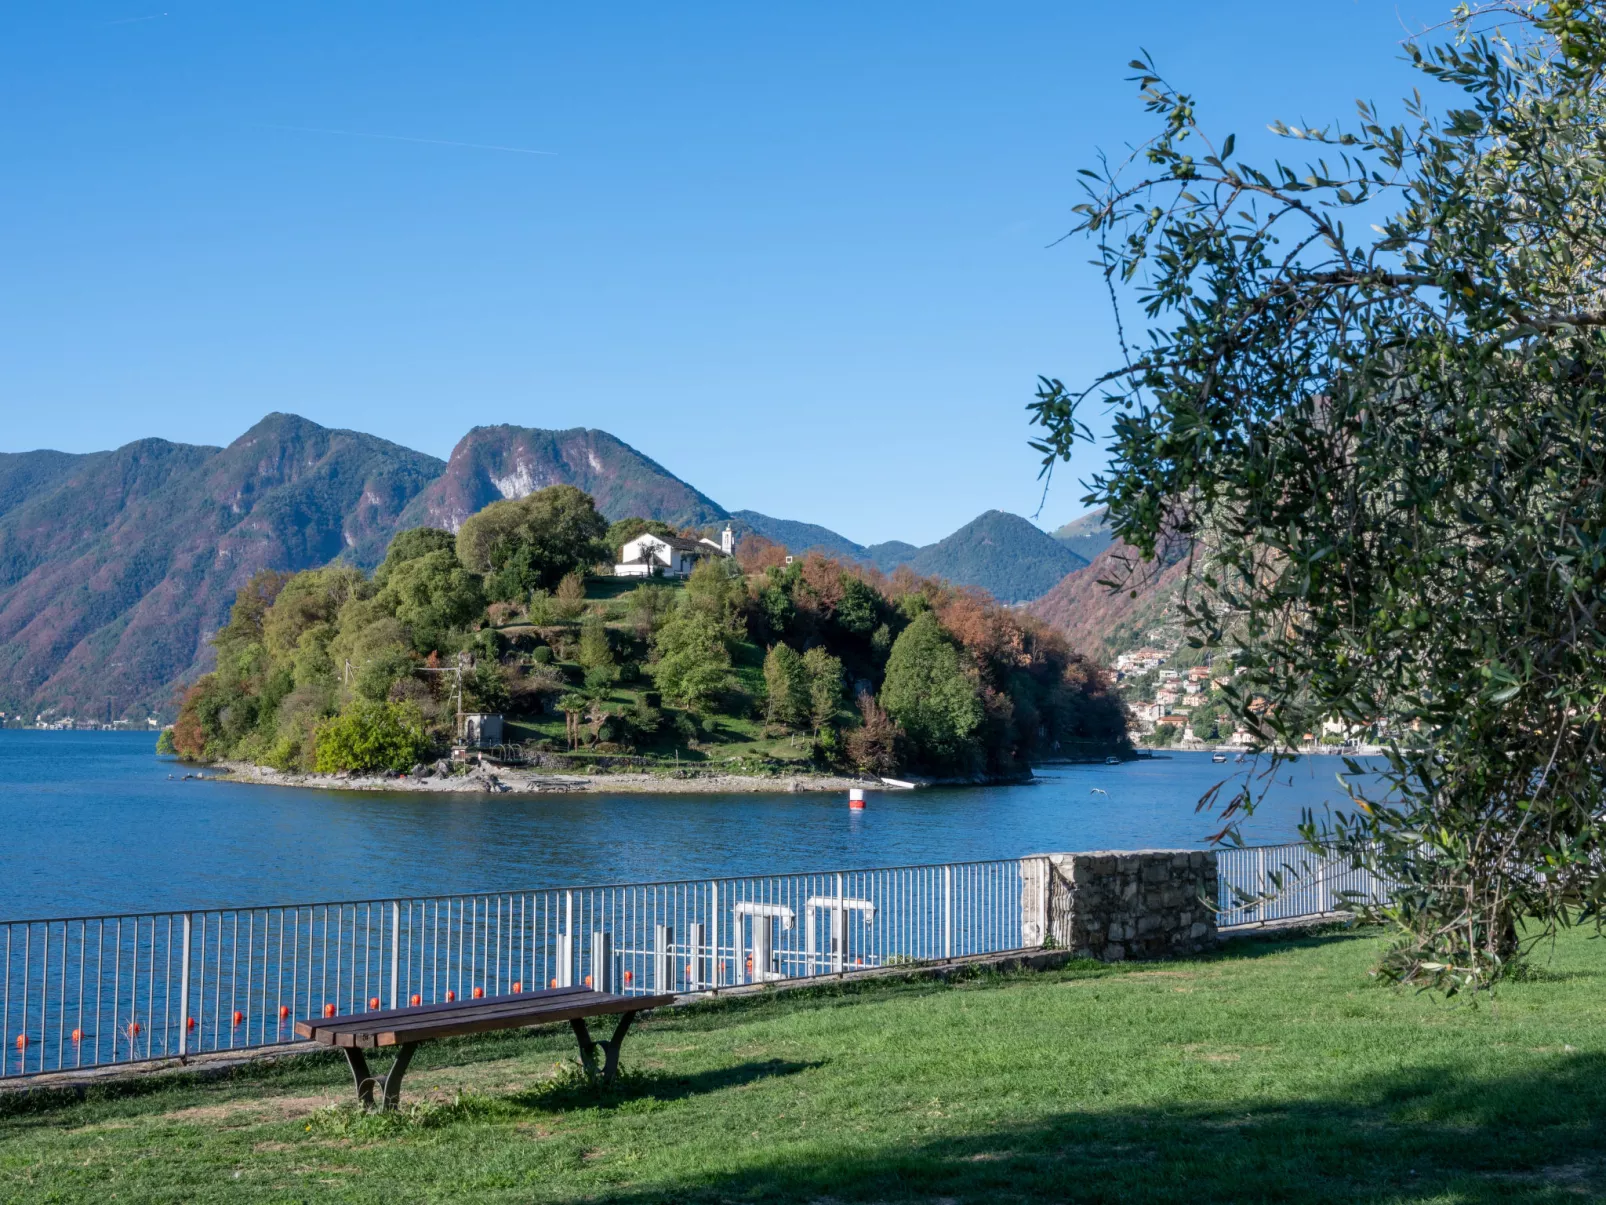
[107,12,168,24]
[258,124,556,156]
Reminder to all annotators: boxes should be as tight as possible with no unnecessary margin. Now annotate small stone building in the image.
[458,712,504,747]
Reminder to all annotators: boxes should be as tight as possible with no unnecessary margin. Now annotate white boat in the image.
[1211,753,1228,763]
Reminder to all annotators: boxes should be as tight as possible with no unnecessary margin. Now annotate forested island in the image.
[164,485,1129,787]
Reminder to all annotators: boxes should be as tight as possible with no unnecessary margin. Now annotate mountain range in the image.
[0,414,1095,721]
[736,508,1088,602]
[1051,509,1115,563]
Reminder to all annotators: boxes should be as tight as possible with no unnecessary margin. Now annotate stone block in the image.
[1035,850,1220,963]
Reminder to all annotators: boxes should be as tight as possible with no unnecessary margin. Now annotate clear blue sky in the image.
[1,2,1445,545]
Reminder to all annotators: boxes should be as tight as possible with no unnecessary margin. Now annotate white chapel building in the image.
[615,526,735,578]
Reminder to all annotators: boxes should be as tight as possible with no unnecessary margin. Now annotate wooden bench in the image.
[295,986,676,1109]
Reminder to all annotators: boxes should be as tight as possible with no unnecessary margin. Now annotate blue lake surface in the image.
[0,730,1372,921]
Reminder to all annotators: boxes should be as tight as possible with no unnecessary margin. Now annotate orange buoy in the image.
[278,1005,290,1020]
[14,1034,26,1049]
[323,1003,336,1018]
[232,1011,244,1026]
[70,1028,83,1043]
[583,974,592,987]
[550,978,558,989]
[445,990,455,1002]
[186,1016,197,1030]
[512,981,523,994]
[410,994,422,1007]
[128,1021,141,1035]
[369,997,381,1010]
[623,970,633,984]
[472,986,484,999]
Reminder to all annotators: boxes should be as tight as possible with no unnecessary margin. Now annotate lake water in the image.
[0,730,1372,921]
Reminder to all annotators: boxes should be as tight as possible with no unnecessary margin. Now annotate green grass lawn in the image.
[7,926,1606,1202]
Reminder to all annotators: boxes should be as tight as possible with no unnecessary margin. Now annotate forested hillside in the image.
[1027,541,1190,663]
[173,486,1130,777]
[0,415,442,723]
[904,511,1087,603]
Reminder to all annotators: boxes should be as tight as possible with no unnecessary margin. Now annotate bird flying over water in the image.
[1090,788,1108,796]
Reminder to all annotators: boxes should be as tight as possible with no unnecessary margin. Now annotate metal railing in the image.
[1,843,1394,1081]
[1,858,1029,1079]
[1215,840,1391,927]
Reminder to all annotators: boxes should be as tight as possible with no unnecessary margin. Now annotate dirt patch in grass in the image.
[162,1094,336,1124]
[1120,971,1198,981]
[1486,1160,1606,1193]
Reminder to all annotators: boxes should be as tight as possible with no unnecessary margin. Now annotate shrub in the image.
[844,692,905,776]
[313,700,430,773]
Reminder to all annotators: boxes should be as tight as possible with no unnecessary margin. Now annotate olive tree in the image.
[1030,2,1606,991]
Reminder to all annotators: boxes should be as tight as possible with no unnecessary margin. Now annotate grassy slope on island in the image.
[7,926,1606,1202]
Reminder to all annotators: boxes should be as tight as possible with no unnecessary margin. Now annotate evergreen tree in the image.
[802,646,844,734]
[880,612,984,772]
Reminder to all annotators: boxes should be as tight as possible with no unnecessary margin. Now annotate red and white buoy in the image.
[848,789,866,810]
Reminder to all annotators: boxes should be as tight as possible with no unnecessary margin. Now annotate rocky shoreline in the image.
[213,760,880,795]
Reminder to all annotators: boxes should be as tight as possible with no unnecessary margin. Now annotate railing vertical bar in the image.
[177,915,191,1057]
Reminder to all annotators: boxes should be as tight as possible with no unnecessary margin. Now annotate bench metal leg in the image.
[569,1012,637,1084]
[342,1042,418,1111]
[343,1047,375,1108]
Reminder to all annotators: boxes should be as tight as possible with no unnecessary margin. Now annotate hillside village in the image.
[1112,643,1373,752]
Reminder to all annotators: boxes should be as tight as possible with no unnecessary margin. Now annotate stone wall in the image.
[1022,850,1218,961]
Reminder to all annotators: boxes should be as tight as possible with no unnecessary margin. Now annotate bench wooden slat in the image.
[297,989,634,1039]
[301,995,624,1043]
[292,986,592,1039]
[296,989,675,1048]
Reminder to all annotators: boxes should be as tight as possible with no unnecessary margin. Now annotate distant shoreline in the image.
[208,761,1033,795]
